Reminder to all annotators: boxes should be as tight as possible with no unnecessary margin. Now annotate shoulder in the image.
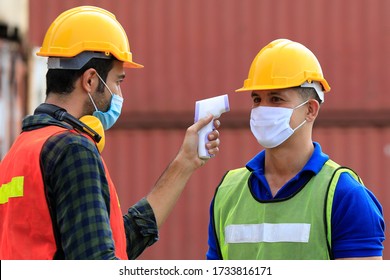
[214,167,251,202]
[41,130,102,175]
[332,170,383,215]
[226,167,250,177]
[331,171,385,258]
[335,172,382,209]
[219,167,250,188]
[45,130,98,152]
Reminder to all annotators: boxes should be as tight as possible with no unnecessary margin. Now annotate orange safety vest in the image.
[0,126,128,259]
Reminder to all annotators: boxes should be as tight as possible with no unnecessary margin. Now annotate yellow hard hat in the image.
[36,6,143,68]
[236,39,330,94]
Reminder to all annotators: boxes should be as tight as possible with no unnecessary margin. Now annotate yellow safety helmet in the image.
[236,39,330,99]
[36,6,143,68]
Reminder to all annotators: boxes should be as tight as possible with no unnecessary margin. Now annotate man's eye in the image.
[271,96,283,102]
[253,97,261,103]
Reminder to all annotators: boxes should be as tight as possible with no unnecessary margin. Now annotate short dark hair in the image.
[45,57,115,95]
[296,87,323,104]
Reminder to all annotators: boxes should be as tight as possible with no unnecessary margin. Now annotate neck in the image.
[265,137,314,177]
[45,92,85,119]
[263,137,314,197]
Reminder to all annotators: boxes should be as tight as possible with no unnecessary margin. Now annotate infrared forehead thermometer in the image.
[194,94,230,159]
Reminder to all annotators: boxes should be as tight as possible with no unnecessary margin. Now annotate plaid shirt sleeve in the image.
[42,131,158,259]
[124,198,159,259]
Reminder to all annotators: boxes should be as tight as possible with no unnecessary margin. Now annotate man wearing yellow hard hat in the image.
[207,39,385,260]
[0,6,221,259]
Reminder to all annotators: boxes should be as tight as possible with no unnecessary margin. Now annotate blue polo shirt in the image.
[207,142,385,259]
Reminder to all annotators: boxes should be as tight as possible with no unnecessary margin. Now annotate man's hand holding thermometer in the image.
[194,94,230,159]
[146,96,228,228]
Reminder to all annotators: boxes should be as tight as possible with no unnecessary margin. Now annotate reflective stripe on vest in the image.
[0,126,128,259]
[0,176,24,204]
[213,159,361,260]
[225,223,311,243]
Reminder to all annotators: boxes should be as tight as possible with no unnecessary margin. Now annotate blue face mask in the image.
[88,74,124,130]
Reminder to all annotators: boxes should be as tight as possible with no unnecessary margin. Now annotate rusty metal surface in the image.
[103,127,390,259]
[29,0,390,114]
[28,0,390,259]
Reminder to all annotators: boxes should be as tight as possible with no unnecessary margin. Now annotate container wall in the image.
[29,0,390,114]
[27,0,390,259]
[103,127,390,259]
[0,39,27,159]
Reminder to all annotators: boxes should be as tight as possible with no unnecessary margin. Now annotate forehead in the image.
[251,88,299,98]
[108,60,126,78]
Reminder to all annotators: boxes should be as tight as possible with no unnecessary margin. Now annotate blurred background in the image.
[0,0,389,259]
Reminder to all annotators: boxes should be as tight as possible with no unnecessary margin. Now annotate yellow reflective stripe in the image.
[325,165,363,249]
[324,159,340,169]
[0,176,24,204]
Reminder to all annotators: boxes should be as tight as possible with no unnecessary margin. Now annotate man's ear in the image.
[81,68,97,93]
[306,99,320,122]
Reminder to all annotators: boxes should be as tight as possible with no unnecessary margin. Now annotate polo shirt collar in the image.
[246,142,329,175]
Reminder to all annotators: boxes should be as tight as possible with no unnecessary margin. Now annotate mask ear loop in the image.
[88,92,99,112]
[293,99,309,110]
[292,119,307,132]
[88,72,114,113]
[95,72,114,97]
[291,99,309,131]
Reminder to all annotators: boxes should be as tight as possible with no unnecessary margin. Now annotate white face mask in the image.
[250,100,308,148]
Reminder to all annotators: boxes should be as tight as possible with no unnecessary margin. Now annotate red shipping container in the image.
[28,0,389,259]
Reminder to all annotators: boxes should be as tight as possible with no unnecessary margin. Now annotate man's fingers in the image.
[191,114,213,132]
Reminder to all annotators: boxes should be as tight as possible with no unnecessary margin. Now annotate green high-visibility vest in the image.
[212,159,361,260]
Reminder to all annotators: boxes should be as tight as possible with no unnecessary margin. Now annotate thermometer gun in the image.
[194,94,230,159]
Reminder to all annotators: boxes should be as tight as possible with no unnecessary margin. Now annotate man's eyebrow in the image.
[251,91,284,97]
[117,73,126,79]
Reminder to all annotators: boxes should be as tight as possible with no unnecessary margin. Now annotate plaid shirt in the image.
[22,113,158,259]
